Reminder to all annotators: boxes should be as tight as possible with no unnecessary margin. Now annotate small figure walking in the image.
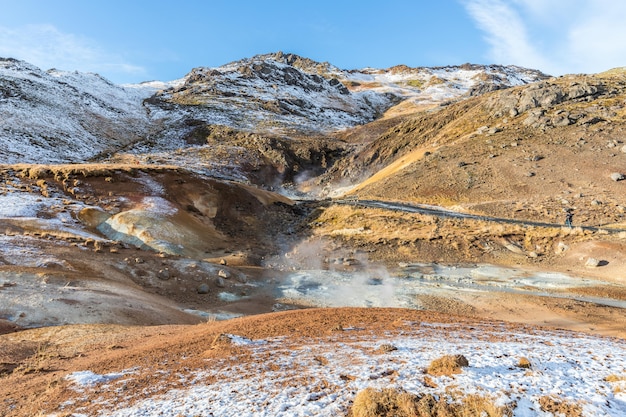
[564,211,573,228]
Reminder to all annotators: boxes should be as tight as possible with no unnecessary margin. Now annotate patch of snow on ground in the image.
[0,193,46,217]
[65,370,134,389]
[62,324,626,416]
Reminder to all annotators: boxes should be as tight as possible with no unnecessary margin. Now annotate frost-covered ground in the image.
[343,64,546,105]
[60,323,626,416]
[0,58,160,163]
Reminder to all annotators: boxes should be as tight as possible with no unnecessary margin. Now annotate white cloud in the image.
[463,0,626,75]
[0,24,145,81]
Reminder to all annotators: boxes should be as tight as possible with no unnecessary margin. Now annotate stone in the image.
[556,242,569,254]
[610,172,625,181]
[215,277,226,288]
[585,258,600,267]
[77,207,111,228]
[218,269,231,279]
[197,283,210,294]
[157,268,170,280]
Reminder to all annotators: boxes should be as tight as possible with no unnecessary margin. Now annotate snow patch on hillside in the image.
[60,323,626,416]
[0,58,156,163]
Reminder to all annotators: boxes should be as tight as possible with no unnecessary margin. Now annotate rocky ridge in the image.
[0,53,548,167]
[0,58,159,163]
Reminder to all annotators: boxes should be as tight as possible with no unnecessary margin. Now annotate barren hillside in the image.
[1,55,626,417]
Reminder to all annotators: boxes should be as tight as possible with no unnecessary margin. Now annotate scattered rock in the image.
[197,283,210,294]
[157,268,170,280]
[585,258,600,267]
[375,343,398,353]
[272,303,299,312]
[77,207,111,228]
[610,172,625,181]
[218,269,231,279]
[215,277,226,288]
[556,242,569,254]
[503,241,525,255]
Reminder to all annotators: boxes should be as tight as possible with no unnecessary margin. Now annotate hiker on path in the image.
[565,211,573,228]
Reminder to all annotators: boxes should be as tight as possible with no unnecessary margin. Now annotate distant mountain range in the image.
[0,52,549,164]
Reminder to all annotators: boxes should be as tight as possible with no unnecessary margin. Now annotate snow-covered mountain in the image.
[0,53,550,163]
[0,58,161,163]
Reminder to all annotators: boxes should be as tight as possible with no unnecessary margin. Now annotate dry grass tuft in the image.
[349,387,513,417]
[605,374,626,394]
[426,354,469,377]
[538,395,583,417]
[516,357,532,369]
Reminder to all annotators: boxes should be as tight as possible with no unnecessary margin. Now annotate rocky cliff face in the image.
[485,74,626,129]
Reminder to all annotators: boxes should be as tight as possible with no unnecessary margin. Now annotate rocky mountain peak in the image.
[228,51,342,79]
[0,53,555,165]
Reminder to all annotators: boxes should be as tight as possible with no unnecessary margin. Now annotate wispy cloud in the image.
[0,24,145,81]
[463,0,626,75]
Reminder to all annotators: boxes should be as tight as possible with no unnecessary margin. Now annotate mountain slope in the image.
[0,53,548,167]
[0,58,159,163]
[323,71,626,225]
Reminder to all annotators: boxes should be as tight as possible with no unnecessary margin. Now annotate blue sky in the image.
[0,0,624,84]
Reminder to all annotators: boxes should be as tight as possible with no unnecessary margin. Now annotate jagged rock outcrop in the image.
[485,75,626,129]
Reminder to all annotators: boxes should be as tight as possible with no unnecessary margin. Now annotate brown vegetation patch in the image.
[426,354,469,377]
[517,357,532,369]
[538,395,583,417]
[349,387,513,417]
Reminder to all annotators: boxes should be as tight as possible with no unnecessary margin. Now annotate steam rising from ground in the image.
[269,237,400,308]
[268,238,626,311]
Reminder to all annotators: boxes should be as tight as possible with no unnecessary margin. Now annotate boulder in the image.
[157,268,170,280]
[77,207,111,228]
[197,283,210,294]
[555,242,569,254]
